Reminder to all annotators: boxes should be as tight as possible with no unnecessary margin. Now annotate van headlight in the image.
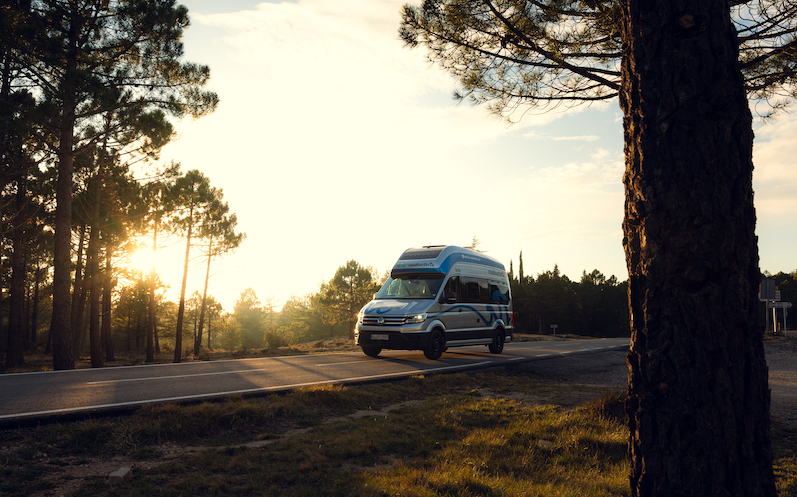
[357,312,364,324]
[405,313,426,324]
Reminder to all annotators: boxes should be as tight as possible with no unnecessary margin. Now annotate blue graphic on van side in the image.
[392,251,504,277]
[428,304,512,327]
[364,304,511,326]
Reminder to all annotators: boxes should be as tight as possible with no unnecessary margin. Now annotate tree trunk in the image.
[194,237,213,356]
[207,311,212,349]
[154,314,160,353]
[50,28,79,370]
[51,125,75,370]
[6,183,27,368]
[87,161,106,368]
[0,17,10,371]
[146,224,158,363]
[74,260,90,358]
[71,224,86,359]
[31,259,42,351]
[619,0,775,495]
[24,247,31,351]
[102,243,114,362]
[125,305,132,352]
[87,224,103,368]
[174,209,193,363]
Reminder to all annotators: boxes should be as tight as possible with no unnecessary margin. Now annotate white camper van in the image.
[355,246,514,360]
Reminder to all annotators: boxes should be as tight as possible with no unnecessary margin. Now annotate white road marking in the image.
[1,361,494,421]
[86,368,273,385]
[316,360,368,367]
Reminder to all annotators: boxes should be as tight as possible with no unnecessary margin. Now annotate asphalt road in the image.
[0,338,629,428]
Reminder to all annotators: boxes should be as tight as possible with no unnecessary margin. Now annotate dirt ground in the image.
[763,336,797,427]
[515,335,797,428]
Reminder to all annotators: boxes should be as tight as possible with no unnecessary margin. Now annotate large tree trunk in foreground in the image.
[620,0,774,496]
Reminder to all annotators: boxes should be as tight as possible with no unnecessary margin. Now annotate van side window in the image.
[462,277,490,304]
[442,276,459,302]
[489,283,511,305]
[464,280,480,302]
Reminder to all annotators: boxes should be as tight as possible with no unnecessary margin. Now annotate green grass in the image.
[773,423,797,497]
[0,371,794,496]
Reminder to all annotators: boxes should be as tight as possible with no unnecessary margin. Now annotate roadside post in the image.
[761,277,792,337]
[550,324,558,336]
[767,301,792,337]
[760,278,777,334]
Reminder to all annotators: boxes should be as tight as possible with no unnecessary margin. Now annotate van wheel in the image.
[489,330,504,354]
[424,330,445,360]
[362,346,382,358]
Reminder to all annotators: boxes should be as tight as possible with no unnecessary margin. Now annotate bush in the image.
[265,331,287,348]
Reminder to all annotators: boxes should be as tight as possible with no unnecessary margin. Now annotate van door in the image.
[437,276,470,333]
[460,276,491,338]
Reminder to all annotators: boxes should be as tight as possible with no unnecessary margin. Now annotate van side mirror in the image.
[443,291,456,304]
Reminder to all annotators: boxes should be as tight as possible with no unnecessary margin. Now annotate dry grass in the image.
[1,371,628,496]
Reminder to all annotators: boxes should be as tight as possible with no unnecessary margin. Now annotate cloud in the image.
[753,113,797,222]
[522,131,600,141]
[550,135,600,142]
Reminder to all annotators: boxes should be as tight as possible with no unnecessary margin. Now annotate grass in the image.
[773,422,797,497]
[1,371,626,496]
[1,368,795,496]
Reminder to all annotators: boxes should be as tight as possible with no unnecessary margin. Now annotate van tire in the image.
[424,330,445,360]
[489,330,505,354]
[362,346,382,358]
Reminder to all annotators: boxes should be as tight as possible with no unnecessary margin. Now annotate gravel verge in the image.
[512,336,797,427]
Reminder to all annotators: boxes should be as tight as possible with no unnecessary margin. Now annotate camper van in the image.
[355,246,514,360]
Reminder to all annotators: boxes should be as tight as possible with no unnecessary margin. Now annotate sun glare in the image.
[130,249,157,274]
[126,243,193,302]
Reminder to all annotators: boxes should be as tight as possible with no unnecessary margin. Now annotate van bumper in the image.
[354,326,429,350]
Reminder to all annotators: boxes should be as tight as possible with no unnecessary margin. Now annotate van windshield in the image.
[375,273,444,300]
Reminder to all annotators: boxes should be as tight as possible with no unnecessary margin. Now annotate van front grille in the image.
[362,316,406,326]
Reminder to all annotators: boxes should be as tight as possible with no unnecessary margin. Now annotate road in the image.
[0,338,629,428]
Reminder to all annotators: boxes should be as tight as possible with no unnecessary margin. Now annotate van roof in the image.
[392,246,506,276]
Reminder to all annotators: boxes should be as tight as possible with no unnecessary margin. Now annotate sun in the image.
[126,243,194,298]
[129,248,157,274]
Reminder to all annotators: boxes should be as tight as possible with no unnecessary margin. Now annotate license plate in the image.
[371,334,389,341]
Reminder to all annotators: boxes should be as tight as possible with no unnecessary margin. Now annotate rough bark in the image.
[620,0,775,496]
[50,95,75,370]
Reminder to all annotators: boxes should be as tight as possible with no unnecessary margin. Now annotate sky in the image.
[147,0,797,312]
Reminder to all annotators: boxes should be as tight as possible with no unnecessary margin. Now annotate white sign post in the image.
[550,324,558,336]
[767,301,792,336]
